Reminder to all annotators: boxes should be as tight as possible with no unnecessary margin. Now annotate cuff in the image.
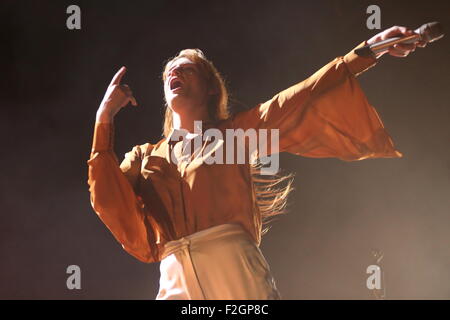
[92,122,114,152]
[343,41,378,76]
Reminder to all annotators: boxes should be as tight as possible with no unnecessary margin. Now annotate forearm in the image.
[96,107,115,124]
[87,122,154,262]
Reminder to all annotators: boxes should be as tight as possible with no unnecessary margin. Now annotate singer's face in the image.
[164,57,210,114]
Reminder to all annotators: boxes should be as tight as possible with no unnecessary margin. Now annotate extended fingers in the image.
[108,67,138,106]
[110,66,126,86]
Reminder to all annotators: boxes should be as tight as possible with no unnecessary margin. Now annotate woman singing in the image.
[87,26,423,299]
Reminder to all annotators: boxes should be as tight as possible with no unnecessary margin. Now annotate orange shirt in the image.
[87,42,403,263]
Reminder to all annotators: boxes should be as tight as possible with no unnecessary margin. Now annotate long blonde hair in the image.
[160,49,295,238]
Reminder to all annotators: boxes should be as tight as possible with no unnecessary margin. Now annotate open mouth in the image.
[170,78,183,91]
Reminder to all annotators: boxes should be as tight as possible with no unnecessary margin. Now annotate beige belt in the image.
[160,223,249,299]
[161,223,247,259]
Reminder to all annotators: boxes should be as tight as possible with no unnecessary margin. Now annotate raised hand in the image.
[367,26,427,58]
[96,66,138,123]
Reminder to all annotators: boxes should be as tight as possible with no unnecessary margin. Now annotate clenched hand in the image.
[367,26,427,58]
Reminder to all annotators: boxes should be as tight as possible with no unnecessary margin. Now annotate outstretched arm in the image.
[231,26,420,161]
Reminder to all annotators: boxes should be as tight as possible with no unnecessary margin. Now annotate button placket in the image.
[166,129,212,178]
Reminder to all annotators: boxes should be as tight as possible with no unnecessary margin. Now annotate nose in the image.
[167,66,182,78]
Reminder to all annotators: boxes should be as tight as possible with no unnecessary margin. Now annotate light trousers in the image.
[156,223,281,300]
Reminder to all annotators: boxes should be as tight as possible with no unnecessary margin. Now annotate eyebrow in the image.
[166,62,198,75]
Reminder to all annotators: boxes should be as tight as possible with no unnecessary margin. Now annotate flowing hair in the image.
[249,156,296,238]
[160,49,295,240]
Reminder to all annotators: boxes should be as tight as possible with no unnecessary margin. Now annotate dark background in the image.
[1,0,449,299]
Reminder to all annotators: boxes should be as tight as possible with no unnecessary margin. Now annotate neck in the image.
[172,106,211,134]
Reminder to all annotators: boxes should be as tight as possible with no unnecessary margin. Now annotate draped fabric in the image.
[87,41,402,263]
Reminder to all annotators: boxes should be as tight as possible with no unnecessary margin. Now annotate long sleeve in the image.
[87,122,156,263]
[231,41,403,161]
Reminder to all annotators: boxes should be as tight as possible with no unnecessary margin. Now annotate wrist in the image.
[365,38,387,59]
[96,108,114,123]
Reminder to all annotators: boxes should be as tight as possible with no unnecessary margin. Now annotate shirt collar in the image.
[166,120,216,144]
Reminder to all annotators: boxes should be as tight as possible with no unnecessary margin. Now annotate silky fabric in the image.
[156,223,281,300]
[87,41,403,264]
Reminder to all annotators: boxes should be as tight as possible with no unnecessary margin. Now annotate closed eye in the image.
[168,64,197,75]
[183,67,195,74]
